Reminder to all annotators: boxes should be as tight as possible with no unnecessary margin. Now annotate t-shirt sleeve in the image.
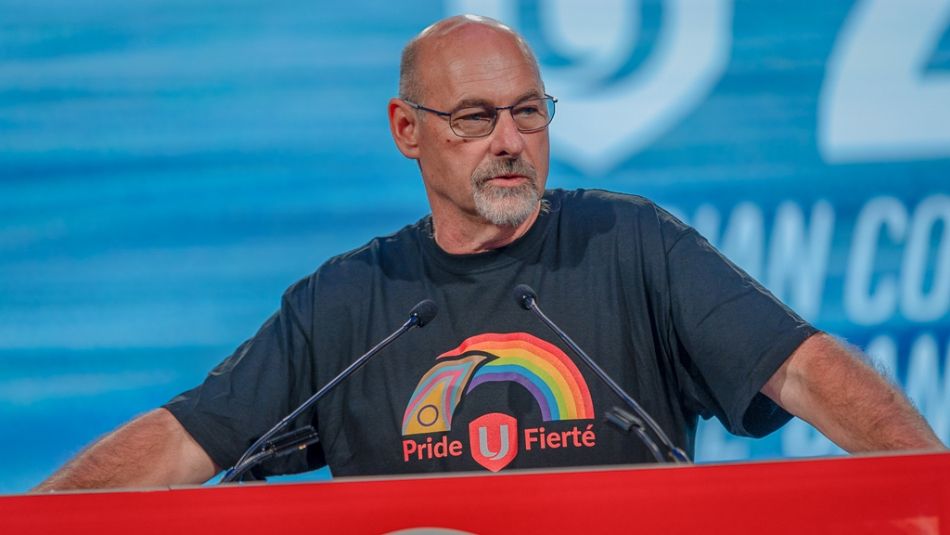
[655,208,819,437]
[163,278,321,476]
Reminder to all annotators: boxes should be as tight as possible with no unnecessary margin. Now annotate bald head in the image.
[398,15,542,102]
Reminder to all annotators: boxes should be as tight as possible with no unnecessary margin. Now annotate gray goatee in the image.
[471,158,541,227]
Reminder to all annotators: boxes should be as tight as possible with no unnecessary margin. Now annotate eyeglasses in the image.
[404,94,557,138]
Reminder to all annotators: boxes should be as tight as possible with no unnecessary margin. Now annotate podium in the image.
[3,452,948,534]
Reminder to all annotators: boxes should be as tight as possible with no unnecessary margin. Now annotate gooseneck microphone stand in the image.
[220,299,439,483]
[512,284,690,464]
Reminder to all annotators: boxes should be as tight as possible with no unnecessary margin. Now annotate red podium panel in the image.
[3,452,948,534]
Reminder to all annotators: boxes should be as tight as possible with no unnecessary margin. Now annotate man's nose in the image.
[489,110,526,157]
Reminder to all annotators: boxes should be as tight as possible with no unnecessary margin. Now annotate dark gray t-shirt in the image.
[165,189,817,477]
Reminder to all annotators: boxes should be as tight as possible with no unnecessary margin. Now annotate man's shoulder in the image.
[325,219,426,269]
[549,188,692,252]
[286,218,427,299]
[551,188,679,226]
[551,188,662,215]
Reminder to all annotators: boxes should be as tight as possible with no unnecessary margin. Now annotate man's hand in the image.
[762,333,945,453]
[32,408,219,492]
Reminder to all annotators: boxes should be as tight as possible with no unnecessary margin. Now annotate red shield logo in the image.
[468,412,518,472]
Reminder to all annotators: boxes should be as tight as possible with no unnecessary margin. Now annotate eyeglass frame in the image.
[402,94,558,138]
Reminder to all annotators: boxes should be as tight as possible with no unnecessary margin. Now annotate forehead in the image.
[418,25,543,107]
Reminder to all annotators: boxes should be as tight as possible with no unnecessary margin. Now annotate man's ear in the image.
[388,98,421,159]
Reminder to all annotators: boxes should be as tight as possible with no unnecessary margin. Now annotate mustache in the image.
[471,158,538,185]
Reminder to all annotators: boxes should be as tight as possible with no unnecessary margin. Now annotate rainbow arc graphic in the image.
[402,333,594,436]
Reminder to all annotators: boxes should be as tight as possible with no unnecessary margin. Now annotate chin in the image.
[473,183,540,227]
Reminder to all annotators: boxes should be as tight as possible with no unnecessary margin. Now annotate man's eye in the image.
[454,109,493,122]
[514,105,541,117]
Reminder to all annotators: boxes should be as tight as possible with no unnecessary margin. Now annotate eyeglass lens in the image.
[449,97,555,137]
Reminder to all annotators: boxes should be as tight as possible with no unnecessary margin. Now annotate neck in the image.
[430,203,542,255]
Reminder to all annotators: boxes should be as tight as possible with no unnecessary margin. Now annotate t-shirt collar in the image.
[418,190,562,274]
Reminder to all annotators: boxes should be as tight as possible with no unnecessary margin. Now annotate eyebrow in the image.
[452,90,544,111]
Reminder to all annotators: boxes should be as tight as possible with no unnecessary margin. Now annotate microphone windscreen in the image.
[512,284,537,310]
[410,299,438,327]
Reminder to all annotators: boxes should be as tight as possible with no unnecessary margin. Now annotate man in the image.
[35,15,943,491]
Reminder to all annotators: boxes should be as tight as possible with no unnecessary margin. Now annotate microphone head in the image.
[409,299,438,327]
[512,284,537,310]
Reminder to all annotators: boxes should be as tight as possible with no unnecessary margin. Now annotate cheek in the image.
[535,136,551,163]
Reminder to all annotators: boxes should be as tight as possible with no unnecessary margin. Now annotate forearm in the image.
[763,333,945,453]
[33,408,219,492]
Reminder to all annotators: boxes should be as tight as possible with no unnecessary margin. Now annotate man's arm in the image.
[32,408,219,492]
[762,332,945,453]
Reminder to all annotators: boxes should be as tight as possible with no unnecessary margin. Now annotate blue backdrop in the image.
[2,0,949,493]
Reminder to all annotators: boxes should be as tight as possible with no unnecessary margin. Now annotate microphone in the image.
[409,299,438,327]
[512,284,690,464]
[221,299,439,483]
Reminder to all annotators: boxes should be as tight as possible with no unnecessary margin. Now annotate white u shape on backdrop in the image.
[446,0,734,175]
